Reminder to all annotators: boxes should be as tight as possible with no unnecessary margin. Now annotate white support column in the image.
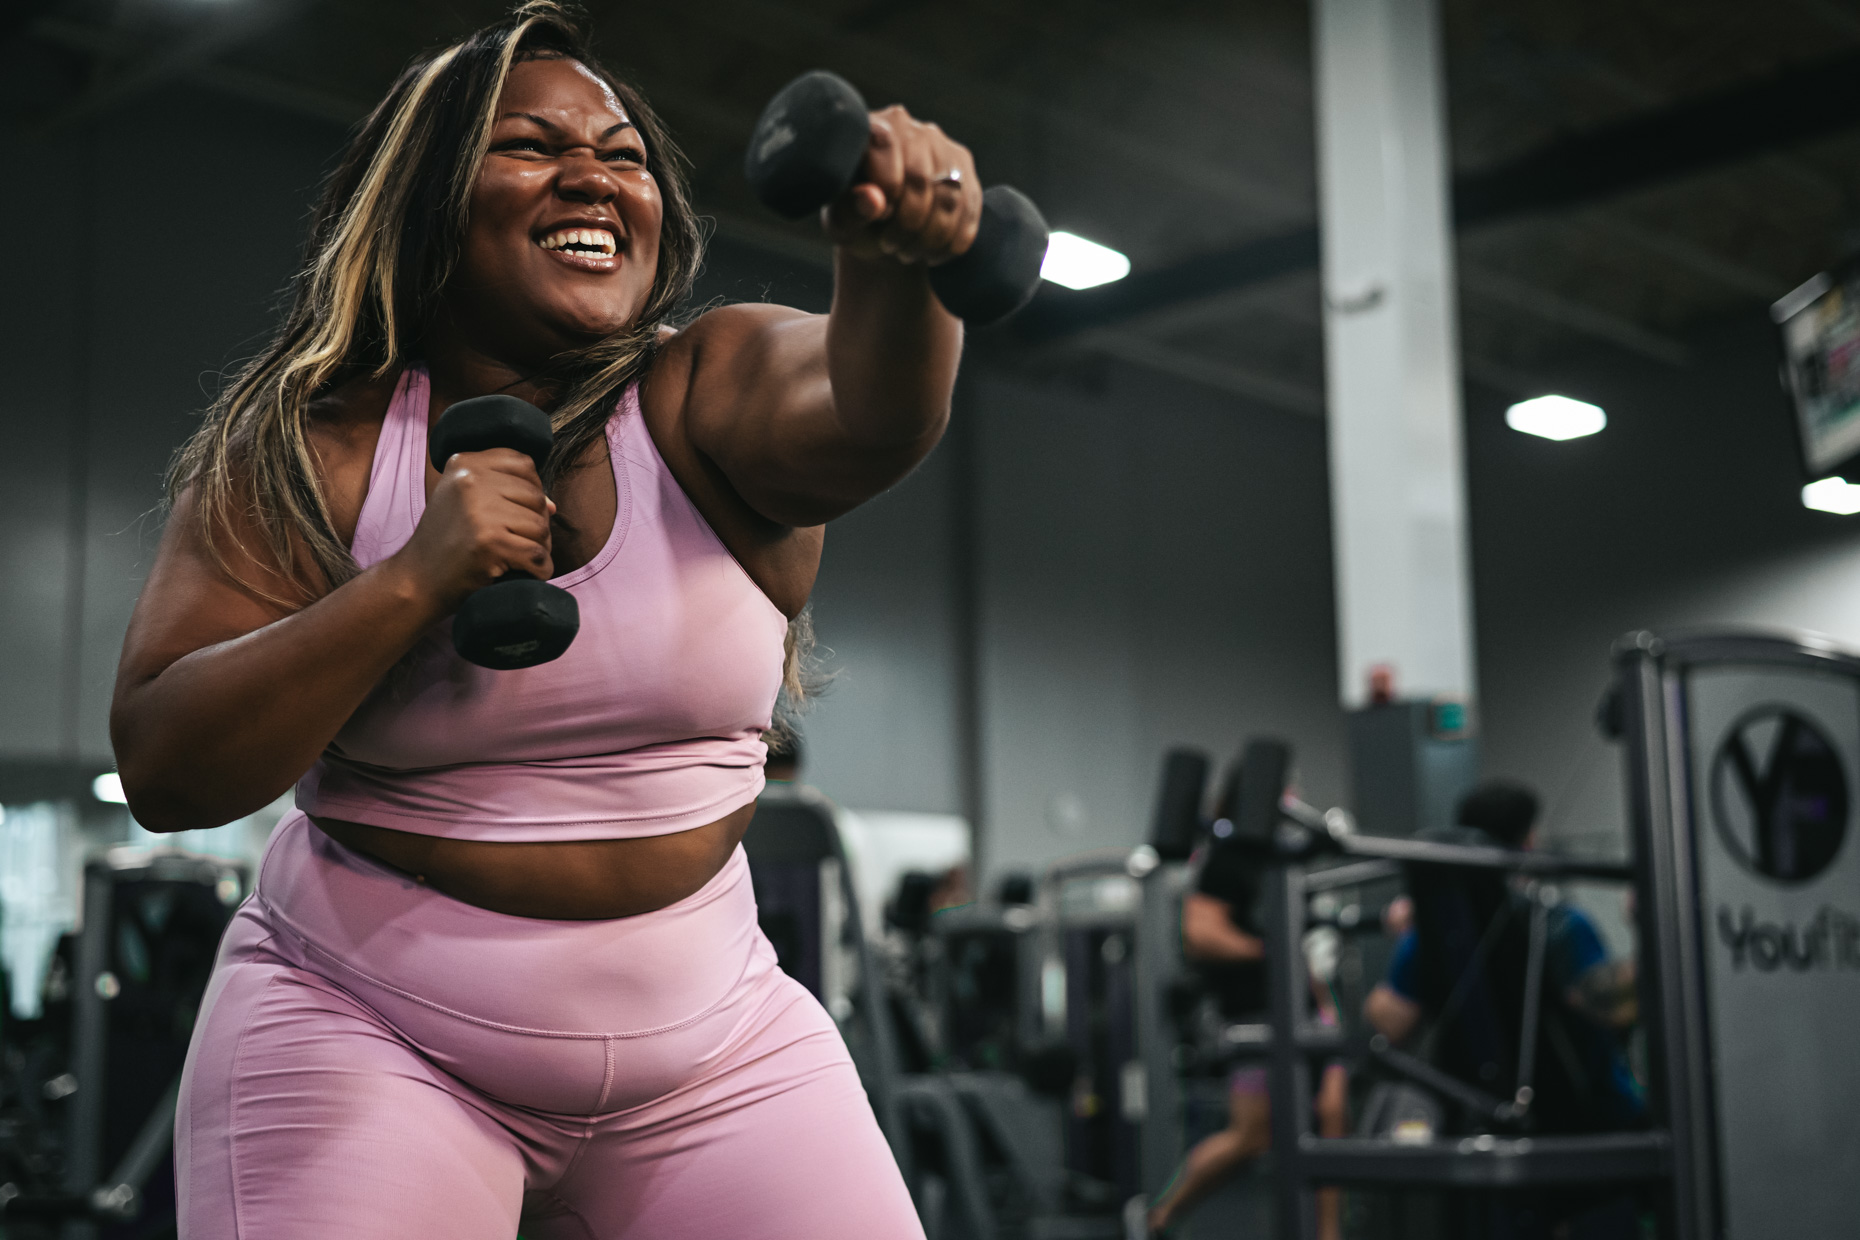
[1314,0,1475,709]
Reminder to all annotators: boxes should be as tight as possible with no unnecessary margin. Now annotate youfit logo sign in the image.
[1717,905,1860,973]
[1709,706,1848,884]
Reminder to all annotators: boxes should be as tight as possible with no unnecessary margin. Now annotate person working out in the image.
[1145,771,1347,1240]
[1364,781,1645,1130]
[110,4,984,1234]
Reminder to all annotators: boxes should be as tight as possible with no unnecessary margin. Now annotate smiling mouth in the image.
[537,227,617,257]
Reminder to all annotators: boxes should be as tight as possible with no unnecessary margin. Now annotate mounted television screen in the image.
[1775,267,1860,478]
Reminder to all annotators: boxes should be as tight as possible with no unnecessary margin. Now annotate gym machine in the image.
[937,749,1375,1231]
[743,787,1019,1240]
[1041,844,1153,1204]
[999,743,1215,1212]
[741,785,897,1142]
[1225,626,1860,1239]
[934,899,1045,1074]
[1214,728,1663,1240]
[0,847,245,1237]
[1220,632,1860,1240]
[752,626,1860,1240]
[1612,629,1860,1238]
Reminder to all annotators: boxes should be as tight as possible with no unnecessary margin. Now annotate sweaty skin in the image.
[112,57,982,919]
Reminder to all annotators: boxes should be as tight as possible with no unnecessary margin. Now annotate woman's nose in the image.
[557,152,619,203]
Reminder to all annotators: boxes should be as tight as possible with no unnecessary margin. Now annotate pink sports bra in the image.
[294,366,789,842]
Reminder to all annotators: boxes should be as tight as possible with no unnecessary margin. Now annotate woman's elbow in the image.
[120,779,208,834]
[112,742,223,834]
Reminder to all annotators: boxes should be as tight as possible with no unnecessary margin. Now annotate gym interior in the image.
[3,1,1860,1237]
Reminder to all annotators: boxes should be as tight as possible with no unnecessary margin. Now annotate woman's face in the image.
[442,57,664,364]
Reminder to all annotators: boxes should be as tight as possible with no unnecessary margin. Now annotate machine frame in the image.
[1257,627,1860,1240]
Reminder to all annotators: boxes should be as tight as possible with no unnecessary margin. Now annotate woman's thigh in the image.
[531,974,923,1240]
[179,941,531,1240]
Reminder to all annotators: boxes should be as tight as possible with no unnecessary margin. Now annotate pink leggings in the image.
[177,812,923,1239]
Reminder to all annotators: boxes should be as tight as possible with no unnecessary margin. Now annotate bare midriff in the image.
[310,801,757,920]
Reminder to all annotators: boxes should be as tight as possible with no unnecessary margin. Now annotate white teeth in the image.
[539,227,616,256]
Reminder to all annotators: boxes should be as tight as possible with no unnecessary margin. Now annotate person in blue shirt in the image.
[1364,781,1645,1131]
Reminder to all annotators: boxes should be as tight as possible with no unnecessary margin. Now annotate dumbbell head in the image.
[429,394,554,475]
[453,576,580,671]
[746,71,1051,326]
[930,186,1049,326]
[745,70,870,220]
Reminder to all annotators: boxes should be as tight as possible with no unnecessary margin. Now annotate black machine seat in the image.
[740,785,909,1154]
[741,787,844,999]
[741,792,840,864]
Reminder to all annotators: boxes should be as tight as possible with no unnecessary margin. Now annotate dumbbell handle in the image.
[428,396,580,670]
[428,399,550,583]
[427,395,552,591]
[745,70,1049,326]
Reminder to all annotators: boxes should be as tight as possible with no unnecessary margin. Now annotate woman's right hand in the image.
[394,448,556,611]
[113,399,557,832]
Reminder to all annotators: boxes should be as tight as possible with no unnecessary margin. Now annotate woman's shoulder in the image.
[666,300,817,340]
[639,303,818,437]
[650,302,816,377]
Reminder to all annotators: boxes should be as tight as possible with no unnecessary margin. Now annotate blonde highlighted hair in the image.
[168,1,702,599]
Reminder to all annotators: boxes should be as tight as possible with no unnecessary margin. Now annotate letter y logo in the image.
[1710,707,1847,883]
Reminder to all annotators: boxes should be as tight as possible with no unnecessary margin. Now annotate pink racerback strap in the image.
[350,367,430,571]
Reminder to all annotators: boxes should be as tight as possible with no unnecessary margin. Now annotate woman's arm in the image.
[111,445,554,831]
[1181,892,1266,964]
[653,105,977,527]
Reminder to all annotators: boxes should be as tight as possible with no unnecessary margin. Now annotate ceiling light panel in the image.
[1802,477,1860,515]
[1505,394,1606,441]
[1041,231,1131,291]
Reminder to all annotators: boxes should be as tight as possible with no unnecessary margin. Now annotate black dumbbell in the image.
[428,395,580,670]
[744,70,1050,327]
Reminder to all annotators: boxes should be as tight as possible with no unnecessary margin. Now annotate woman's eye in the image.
[497,138,547,154]
[605,147,646,166]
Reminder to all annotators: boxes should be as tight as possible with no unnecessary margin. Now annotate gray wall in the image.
[966,363,1343,881]
[1466,314,1860,862]
[1462,314,1860,950]
[807,357,1350,886]
[1,88,336,768]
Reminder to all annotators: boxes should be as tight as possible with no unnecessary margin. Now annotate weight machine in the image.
[1232,628,1860,1240]
[0,847,245,1237]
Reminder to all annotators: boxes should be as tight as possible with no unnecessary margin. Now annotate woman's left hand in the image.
[822,104,982,267]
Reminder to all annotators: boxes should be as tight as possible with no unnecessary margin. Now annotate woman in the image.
[1145,768,1347,1239]
[111,5,973,1236]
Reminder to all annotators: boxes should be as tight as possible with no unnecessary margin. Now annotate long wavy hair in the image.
[170,1,698,590]
[166,4,823,715]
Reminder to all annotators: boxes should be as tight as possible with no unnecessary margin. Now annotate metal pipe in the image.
[1514,888,1550,1113]
[1264,862,1317,1240]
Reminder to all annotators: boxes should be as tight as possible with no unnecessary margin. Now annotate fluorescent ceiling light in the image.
[1505,394,1606,441]
[1803,477,1860,515]
[1040,231,1130,290]
[92,773,128,804]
